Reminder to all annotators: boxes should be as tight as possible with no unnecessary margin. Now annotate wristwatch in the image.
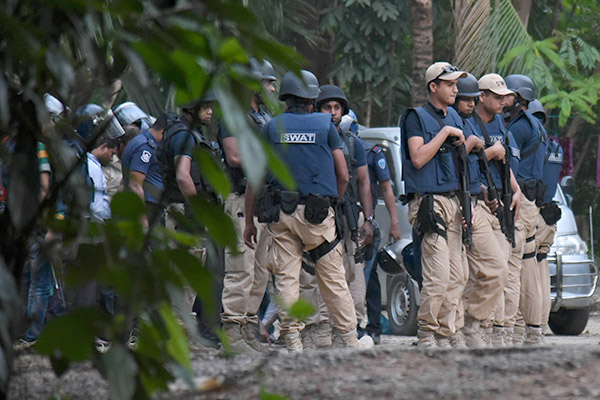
[365,216,375,224]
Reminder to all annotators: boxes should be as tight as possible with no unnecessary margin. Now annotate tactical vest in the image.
[470,114,520,189]
[266,112,338,197]
[158,121,215,203]
[340,129,360,202]
[508,110,546,181]
[541,138,563,204]
[461,118,483,194]
[401,106,461,195]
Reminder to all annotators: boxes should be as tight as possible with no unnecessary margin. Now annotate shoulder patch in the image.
[377,158,386,170]
[548,152,563,163]
[140,150,152,163]
[280,132,316,144]
[371,145,382,153]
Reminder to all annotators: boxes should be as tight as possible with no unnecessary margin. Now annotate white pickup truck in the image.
[358,126,598,336]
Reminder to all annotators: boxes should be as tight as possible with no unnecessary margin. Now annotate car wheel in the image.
[386,274,418,336]
[548,307,591,336]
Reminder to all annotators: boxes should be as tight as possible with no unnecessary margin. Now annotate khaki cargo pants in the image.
[220,193,269,326]
[464,201,509,322]
[268,205,357,335]
[408,194,468,338]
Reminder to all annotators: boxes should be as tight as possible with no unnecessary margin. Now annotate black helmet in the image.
[528,99,546,123]
[457,73,480,98]
[278,70,320,101]
[75,104,125,142]
[316,84,350,115]
[505,74,536,102]
[250,58,276,81]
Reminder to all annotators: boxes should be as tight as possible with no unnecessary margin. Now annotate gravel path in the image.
[9,313,600,400]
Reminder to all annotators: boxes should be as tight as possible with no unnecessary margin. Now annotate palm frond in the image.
[453,0,532,77]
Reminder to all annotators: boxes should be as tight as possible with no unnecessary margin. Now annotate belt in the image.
[424,191,458,198]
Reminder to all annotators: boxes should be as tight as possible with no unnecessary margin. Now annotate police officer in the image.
[460,73,521,346]
[243,70,373,352]
[121,113,169,224]
[159,91,222,347]
[300,85,373,348]
[400,62,468,348]
[529,100,563,333]
[504,74,548,345]
[363,136,402,344]
[219,59,276,352]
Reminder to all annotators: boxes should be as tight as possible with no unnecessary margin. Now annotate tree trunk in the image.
[511,0,532,29]
[407,0,433,107]
[550,0,562,34]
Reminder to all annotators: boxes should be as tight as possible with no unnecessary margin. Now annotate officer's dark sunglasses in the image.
[434,65,459,81]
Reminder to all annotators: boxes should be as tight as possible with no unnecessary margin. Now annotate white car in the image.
[359,126,598,336]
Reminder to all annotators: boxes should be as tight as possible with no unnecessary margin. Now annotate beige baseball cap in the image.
[478,73,514,95]
[425,62,467,84]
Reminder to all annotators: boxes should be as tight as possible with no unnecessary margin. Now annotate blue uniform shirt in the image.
[122,130,164,204]
[365,143,391,207]
[262,112,342,197]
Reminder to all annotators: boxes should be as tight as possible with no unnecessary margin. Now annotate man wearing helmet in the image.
[504,74,548,345]
[159,90,221,347]
[243,70,372,352]
[219,59,277,352]
[300,84,373,348]
[529,99,563,337]
[459,73,522,346]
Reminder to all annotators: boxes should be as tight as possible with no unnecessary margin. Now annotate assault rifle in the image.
[498,143,515,247]
[476,149,506,235]
[455,144,473,250]
[339,193,364,263]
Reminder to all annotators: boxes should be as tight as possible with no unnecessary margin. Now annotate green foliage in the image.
[286,298,316,321]
[0,1,305,398]
[500,32,600,127]
[320,0,412,125]
[260,387,291,400]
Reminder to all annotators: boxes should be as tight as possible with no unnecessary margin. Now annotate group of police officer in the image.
[19,57,563,354]
[402,62,563,348]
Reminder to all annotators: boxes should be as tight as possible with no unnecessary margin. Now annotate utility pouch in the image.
[280,191,300,215]
[255,185,280,223]
[535,181,547,207]
[334,202,346,238]
[304,193,331,225]
[540,202,562,225]
[415,194,447,240]
[520,179,538,202]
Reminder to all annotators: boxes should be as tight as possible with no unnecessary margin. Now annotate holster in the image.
[415,194,447,240]
[540,202,562,225]
[254,185,280,223]
[280,191,300,215]
[520,179,546,205]
[304,193,331,225]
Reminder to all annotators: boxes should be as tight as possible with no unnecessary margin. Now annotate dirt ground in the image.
[8,314,600,400]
